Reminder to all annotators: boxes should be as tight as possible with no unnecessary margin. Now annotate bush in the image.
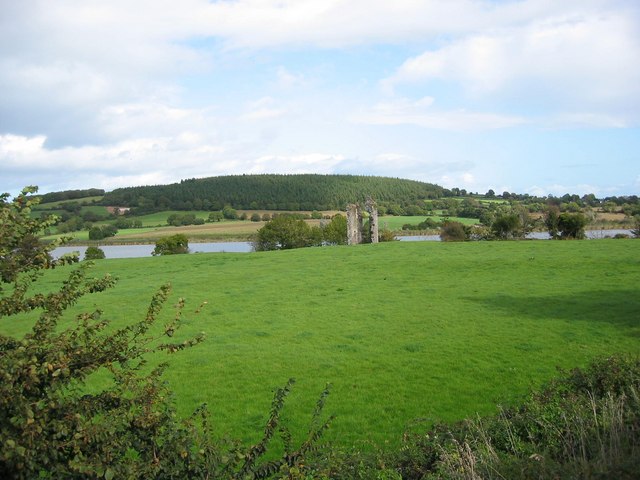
[88,224,118,240]
[439,221,469,241]
[1,187,333,478]
[558,212,588,239]
[491,213,521,239]
[152,234,189,256]
[254,216,320,251]
[84,246,105,260]
[322,214,347,245]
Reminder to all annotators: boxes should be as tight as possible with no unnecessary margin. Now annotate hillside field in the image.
[5,239,639,449]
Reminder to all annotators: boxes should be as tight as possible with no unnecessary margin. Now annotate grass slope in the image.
[6,240,639,449]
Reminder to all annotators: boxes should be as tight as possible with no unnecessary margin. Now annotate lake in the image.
[53,242,254,259]
[52,230,632,260]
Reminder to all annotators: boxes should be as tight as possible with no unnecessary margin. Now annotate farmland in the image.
[7,238,639,449]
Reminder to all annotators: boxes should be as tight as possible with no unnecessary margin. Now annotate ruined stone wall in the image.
[365,197,379,244]
[346,203,363,245]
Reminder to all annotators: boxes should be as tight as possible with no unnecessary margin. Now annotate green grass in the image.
[5,240,639,449]
[34,196,104,208]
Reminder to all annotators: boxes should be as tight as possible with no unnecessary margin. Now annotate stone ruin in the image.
[346,197,379,245]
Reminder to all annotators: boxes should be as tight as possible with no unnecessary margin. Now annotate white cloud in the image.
[385,8,640,117]
[352,97,526,131]
[249,153,346,174]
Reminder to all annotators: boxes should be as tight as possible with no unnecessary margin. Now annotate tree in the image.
[322,214,347,245]
[485,189,496,198]
[250,213,262,222]
[222,206,237,220]
[88,225,118,240]
[254,216,318,251]
[544,206,561,239]
[84,246,106,260]
[558,213,588,239]
[152,234,189,255]
[208,211,223,222]
[491,213,521,240]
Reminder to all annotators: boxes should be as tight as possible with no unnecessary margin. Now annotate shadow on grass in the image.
[470,289,640,332]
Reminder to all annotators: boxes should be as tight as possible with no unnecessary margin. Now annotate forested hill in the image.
[101,174,444,212]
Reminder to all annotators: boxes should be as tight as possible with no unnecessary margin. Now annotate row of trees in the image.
[439,210,591,242]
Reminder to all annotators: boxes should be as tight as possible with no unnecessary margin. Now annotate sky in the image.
[1,0,639,198]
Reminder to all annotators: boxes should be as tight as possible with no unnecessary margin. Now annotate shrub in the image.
[254,216,319,251]
[322,214,347,245]
[439,221,469,241]
[88,224,118,240]
[84,246,105,260]
[558,212,588,239]
[152,234,189,256]
[1,187,333,478]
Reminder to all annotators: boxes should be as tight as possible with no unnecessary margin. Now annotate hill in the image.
[100,174,444,212]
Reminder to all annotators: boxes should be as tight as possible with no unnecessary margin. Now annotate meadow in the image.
[5,239,639,450]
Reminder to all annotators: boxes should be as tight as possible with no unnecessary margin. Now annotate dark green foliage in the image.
[101,174,444,212]
[114,217,143,229]
[88,225,118,240]
[558,212,588,239]
[167,213,204,226]
[544,205,561,239]
[402,218,439,231]
[250,213,262,222]
[152,234,189,256]
[208,211,224,222]
[491,213,521,239]
[439,221,469,242]
[84,246,106,260]
[222,206,238,220]
[56,215,85,233]
[253,217,321,251]
[322,214,347,245]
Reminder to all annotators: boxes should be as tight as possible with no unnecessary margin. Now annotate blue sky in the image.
[1,0,639,197]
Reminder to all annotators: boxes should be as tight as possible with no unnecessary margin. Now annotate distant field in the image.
[379,215,478,230]
[8,239,639,449]
[35,195,104,207]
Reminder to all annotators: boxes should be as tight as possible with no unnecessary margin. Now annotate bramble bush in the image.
[0,187,332,479]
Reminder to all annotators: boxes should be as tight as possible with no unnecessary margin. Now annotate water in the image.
[53,230,632,260]
[397,229,633,242]
[53,242,253,259]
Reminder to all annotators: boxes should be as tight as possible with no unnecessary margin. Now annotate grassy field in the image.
[6,240,639,449]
